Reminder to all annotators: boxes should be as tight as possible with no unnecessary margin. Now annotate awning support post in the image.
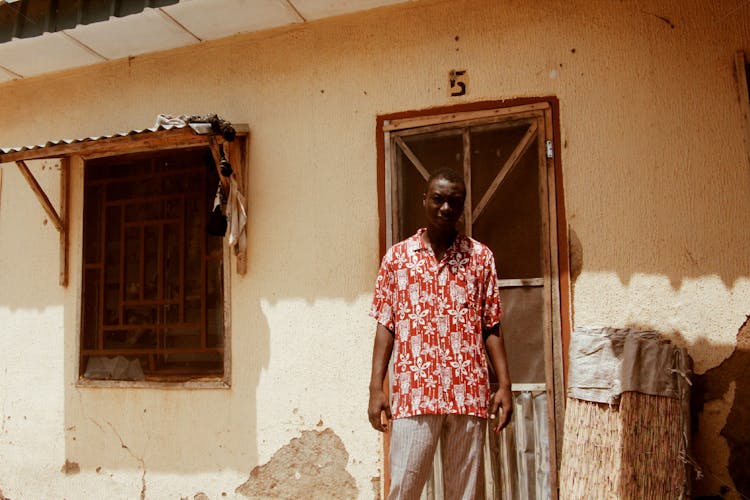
[15,159,69,286]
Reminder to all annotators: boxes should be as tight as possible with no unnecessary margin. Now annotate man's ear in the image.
[422,192,427,207]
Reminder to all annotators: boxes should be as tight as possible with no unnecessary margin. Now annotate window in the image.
[80,146,227,382]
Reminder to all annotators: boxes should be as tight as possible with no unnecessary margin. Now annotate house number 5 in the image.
[450,70,468,97]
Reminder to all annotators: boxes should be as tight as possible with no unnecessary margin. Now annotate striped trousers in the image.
[389,414,486,500]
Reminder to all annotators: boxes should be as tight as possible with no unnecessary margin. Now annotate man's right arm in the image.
[368,323,394,432]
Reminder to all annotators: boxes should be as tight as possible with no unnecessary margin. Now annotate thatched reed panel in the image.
[559,392,687,499]
[619,392,686,499]
[559,398,622,498]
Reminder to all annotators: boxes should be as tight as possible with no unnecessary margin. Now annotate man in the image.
[368,167,513,500]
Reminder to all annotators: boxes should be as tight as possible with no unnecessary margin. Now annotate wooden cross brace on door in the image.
[14,158,69,287]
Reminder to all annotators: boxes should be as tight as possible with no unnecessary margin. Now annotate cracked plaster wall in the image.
[0,0,749,498]
[235,428,357,499]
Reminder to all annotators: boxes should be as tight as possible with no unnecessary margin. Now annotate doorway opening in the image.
[378,99,569,499]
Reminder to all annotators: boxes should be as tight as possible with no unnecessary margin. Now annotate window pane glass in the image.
[471,126,542,279]
[498,286,545,383]
[164,327,200,349]
[394,132,463,241]
[206,258,224,348]
[143,225,159,300]
[163,223,181,301]
[104,206,121,326]
[124,226,141,300]
[83,186,102,264]
[82,269,100,350]
[104,328,157,350]
[157,351,222,373]
[469,122,530,207]
[125,201,160,222]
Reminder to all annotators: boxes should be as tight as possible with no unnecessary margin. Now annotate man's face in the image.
[423,177,466,232]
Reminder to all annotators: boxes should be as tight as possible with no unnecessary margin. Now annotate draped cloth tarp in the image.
[567,326,691,404]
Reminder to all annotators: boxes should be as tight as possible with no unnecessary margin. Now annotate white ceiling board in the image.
[0,0,419,80]
[0,32,102,77]
[164,0,301,41]
[66,8,198,60]
[290,0,410,20]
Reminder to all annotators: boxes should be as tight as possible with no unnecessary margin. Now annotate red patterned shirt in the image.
[370,229,502,419]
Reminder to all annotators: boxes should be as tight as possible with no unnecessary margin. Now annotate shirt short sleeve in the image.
[481,251,503,330]
[370,249,396,331]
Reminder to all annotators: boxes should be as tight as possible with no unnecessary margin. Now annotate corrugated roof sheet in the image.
[0,0,179,43]
[0,121,203,156]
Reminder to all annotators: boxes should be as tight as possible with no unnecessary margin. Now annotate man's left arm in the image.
[480,250,513,432]
[484,324,513,433]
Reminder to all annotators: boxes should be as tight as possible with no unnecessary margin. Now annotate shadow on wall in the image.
[689,317,750,500]
[61,286,271,479]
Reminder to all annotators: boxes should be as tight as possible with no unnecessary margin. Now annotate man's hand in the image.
[368,324,395,432]
[368,388,392,432]
[489,385,513,433]
[484,325,513,433]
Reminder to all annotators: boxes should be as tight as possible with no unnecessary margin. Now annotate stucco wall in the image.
[1,0,749,498]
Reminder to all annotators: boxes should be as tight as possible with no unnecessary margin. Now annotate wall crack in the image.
[106,421,147,499]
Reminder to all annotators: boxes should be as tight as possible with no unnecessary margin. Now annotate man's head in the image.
[423,168,466,233]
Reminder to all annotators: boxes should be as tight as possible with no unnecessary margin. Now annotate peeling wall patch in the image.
[60,460,80,475]
[371,475,381,499]
[236,428,357,499]
[694,316,750,497]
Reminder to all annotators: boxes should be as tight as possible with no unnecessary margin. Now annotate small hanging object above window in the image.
[219,145,233,177]
[207,182,228,237]
[207,144,234,237]
[154,113,237,142]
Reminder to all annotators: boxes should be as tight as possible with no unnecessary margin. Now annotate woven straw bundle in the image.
[560,392,686,499]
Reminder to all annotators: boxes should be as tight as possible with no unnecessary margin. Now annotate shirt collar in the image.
[412,228,466,258]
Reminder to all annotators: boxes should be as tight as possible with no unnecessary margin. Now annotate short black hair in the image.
[426,167,465,189]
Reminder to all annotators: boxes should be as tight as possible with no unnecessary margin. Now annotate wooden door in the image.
[383,102,565,499]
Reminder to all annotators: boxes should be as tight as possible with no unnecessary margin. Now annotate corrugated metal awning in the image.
[1,114,250,286]
[0,117,249,163]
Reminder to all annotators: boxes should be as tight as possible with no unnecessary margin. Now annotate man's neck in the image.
[423,226,457,261]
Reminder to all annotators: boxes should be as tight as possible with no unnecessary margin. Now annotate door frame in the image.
[375,97,571,497]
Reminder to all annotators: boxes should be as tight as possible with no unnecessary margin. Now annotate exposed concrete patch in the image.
[694,316,750,497]
[693,382,735,496]
[61,460,80,475]
[370,475,381,499]
[180,493,209,500]
[235,428,357,499]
